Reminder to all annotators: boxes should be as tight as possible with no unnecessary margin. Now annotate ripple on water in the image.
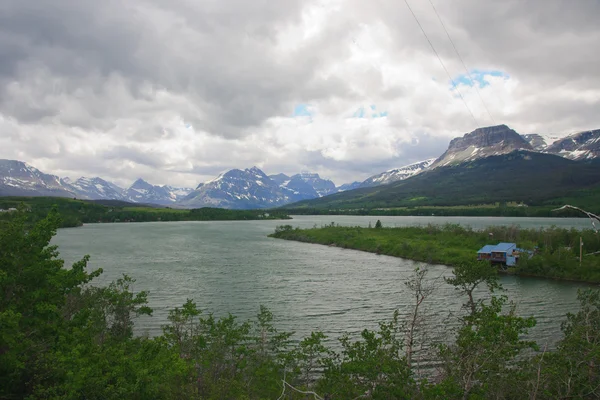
[53,217,592,347]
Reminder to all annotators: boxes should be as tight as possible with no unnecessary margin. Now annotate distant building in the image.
[477,242,518,266]
[477,245,496,261]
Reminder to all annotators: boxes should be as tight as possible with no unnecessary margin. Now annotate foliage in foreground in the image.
[2,210,600,399]
[270,223,600,282]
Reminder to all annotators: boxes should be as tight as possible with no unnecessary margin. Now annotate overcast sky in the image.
[0,0,598,188]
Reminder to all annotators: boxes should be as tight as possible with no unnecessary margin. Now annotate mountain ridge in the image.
[2,124,600,209]
[284,150,600,210]
[431,124,533,168]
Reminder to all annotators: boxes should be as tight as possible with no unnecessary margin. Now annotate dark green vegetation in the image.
[2,210,600,399]
[0,196,290,228]
[2,210,600,398]
[270,223,600,283]
[284,152,600,215]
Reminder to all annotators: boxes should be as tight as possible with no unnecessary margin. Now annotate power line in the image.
[402,0,479,128]
[427,0,496,124]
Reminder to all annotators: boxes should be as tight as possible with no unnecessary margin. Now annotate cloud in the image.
[0,0,598,187]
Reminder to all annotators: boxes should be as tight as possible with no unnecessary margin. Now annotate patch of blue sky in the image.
[293,103,313,117]
[451,69,509,89]
[353,107,366,118]
[353,105,388,119]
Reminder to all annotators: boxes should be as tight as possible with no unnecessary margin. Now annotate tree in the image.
[437,296,536,398]
[445,262,502,317]
[318,312,416,399]
[532,288,600,398]
[0,207,101,398]
[404,266,438,373]
[375,219,383,229]
[438,261,536,399]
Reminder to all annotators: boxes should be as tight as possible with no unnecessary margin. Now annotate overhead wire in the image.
[402,0,479,128]
[427,0,496,124]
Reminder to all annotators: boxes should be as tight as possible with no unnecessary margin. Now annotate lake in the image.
[53,215,597,348]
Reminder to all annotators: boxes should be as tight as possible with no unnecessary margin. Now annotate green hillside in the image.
[0,197,290,228]
[284,151,600,213]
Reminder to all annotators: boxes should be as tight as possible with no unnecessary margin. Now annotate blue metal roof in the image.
[477,245,496,254]
[492,242,516,252]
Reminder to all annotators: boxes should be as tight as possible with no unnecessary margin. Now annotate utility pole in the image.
[580,236,583,265]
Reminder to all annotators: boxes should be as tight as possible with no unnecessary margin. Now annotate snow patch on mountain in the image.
[431,125,533,168]
[0,159,75,197]
[68,176,129,200]
[545,129,600,160]
[360,159,435,188]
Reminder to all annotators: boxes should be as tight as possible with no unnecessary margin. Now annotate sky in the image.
[0,0,599,188]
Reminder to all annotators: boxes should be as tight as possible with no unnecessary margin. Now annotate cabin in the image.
[477,242,518,266]
[477,245,496,261]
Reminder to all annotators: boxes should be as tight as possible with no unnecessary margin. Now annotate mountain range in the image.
[287,150,600,210]
[1,125,599,209]
[0,160,193,206]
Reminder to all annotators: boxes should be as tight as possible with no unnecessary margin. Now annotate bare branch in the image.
[278,370,324,400]
[531,343,548,400]
[552,205,600,233]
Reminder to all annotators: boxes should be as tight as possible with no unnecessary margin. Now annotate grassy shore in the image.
[269,223,600,283]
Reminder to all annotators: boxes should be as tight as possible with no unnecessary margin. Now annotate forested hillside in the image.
[286,151,600,212]
[0,197,289,228]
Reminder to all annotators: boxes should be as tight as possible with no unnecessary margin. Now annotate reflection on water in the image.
[53,216,595,347]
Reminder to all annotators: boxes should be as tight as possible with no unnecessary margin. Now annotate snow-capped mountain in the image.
[180,167,297,209]
[431,125,533,168]
[360,159,436,188]
[337,182,362,192]
[125,179,192,205]
[273,172,338,198]
[0,160,75,197]
[268,173,290,186]
[69,177,129,201]
[180,168,341,209]
[0,159,194,204]
[521,134,548,151]
[545,129,600,160]
[4,124,598,209]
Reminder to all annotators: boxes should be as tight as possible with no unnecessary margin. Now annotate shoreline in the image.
[276,235,600,285]
[269,225,600,284]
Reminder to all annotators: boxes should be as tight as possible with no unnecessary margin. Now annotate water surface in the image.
[53,216,596,346]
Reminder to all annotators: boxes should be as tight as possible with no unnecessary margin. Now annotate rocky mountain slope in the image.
[360,159,435,188]
[0,158,337,208]
[431,125,533,168]
[337,182,362,192]
[3,124,599,209]
[180,168,342,209]
[0,159,192,205]
[124,179,192,205]
[69,177,130,201]
[0,160,75,197]
[285,151,600,210]
[180,167,295,209]
[272,172,338,198]
[521,134,548,151]
[545,129,600,160]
